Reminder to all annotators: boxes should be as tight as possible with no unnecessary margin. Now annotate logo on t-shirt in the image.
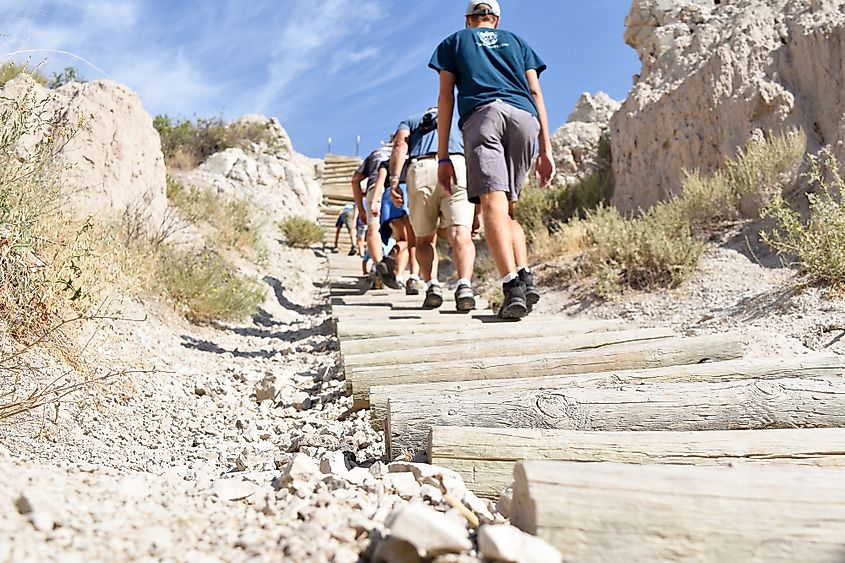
[476,31,509,49]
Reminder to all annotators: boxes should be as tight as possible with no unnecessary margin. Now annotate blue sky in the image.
[3,0,640,158]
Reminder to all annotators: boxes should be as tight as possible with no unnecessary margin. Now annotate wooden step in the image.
[430,426,845,498]
[352,333,743,409]
[511,461,845,561]
[386,373,845,461]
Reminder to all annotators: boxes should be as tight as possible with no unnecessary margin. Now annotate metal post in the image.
[327,137,332,155]
[356,135,361,157]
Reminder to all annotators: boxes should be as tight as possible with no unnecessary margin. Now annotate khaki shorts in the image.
[365,185,380,226]
[406,156,474,237]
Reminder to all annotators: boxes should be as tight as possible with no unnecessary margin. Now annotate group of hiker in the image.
[338,1,555,320]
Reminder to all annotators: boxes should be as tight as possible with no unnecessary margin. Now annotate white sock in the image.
[456,278,471,288]
[502,272,518,284]
[409,274,421,281]
[426,279,441,290]
[518,266,530,274]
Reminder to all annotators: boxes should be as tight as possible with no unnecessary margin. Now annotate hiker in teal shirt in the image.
[430,0,556,320]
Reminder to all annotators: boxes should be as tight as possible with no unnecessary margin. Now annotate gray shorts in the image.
[462,100,540,204]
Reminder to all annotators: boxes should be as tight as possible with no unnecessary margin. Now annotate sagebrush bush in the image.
[763,148,845,289]
[166,178,261,254]
[154,115,280,169]
[561,130,806,295]
[156,246,265,323]
[279,216,324,248]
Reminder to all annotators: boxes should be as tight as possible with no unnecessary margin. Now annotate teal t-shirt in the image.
[429,28,546,130]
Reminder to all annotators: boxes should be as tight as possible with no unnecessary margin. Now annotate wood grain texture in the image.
[429,426,845,498]
[342,328,675,369]
[387,375,845,460]
[512,460,845,561]
[340,319,628,353]
[354,333,742,407]
[369,354,843,431]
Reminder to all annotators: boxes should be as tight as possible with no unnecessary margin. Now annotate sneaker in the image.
[422,284,444,309]
[498,278,528,320]
[519,269,540,310]
[367,268,381,290]
[454,283,476,312]
[348,246,357,256]
[377,260,404,290]
[405,278,422,296]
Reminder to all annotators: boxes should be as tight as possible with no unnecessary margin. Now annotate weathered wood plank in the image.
[512,461,845,562]
[342,327,675,369]
[353,333,742,407]
[386,375,845,461]
[430,426,845,498]
[340,319,630,354]
[369,354,843,431]
[336,316,624,340]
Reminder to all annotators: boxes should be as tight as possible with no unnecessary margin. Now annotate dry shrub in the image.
[280,216,324,248]
[166,178,261,255]
[763,148,845,290]
[156,246,265,323]
[567,129,806,296]
[153,115,283,170]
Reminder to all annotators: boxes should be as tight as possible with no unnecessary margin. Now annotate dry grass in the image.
[0,62,48,88]
[280,216,324,248]
[539,130,807,296]
[763,148,845,290]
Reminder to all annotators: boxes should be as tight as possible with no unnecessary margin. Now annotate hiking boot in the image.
[519,269,540,310]
[405,278,422,296]
[498,278,528,320]
[375,260,401,290]
[455,283,476,312]
[422,284,444,309]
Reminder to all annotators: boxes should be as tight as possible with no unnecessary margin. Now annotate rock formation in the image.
[1,75,168,227]
[551,92,620,186]
[611,0,845,212]
[176,116,323,222]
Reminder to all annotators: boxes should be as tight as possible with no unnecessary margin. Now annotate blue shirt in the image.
[397,111,464,158]
[429,28,546,130]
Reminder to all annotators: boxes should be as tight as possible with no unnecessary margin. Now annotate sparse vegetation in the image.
[538,130,806,296]
[0,62,48,88]
[166,177,261,255]
[153,115,283,169]
[156,246,265,323]
[280,216,324,248]
[763,148,845,290]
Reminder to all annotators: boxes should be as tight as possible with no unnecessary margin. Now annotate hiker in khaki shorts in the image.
[389,107,477,311]
[430,0,556,319]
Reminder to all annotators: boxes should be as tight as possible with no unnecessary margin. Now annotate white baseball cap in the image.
[466,0,501,17]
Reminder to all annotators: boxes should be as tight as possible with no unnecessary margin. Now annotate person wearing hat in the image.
[388,106,477,311]
[429,0,556,320]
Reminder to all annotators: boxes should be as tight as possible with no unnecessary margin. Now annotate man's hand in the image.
[536,153,556,188]
[356,203,367,222]
[438,160,458,195]
[391,185,404,208]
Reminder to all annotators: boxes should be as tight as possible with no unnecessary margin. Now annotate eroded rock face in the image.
[177,115,322,221]
[551,92,620,186]
[611,0,845,212]
[1,75,168,227]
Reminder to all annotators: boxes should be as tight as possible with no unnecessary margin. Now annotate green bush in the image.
[154,115,280,169]
[763,148,845,290]
[279,216,324,248]
[157,246,264,323]
[518,135,614,241]
[49,66,85,89]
